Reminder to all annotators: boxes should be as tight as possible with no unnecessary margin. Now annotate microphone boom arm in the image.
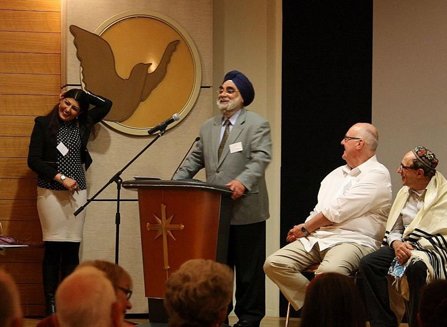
[74,133,162,217]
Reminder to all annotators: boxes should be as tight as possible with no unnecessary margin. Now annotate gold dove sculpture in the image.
[69,25,179,122]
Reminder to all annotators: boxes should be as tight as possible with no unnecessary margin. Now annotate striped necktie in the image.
[218,119,231,159]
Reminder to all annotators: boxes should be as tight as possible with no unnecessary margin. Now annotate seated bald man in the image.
[56,266,124,327]
[264,122,392,311]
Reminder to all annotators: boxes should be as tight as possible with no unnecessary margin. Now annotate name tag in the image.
[57,142,69,156]
[229,142,243,153]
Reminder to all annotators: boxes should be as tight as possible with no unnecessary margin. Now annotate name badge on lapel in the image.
[229,142,243,153]
[57,142,69,156]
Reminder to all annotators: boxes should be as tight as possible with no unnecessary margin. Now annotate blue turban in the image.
[223,70,255,106]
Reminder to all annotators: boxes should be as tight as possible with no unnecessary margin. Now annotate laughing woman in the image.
[27,88,112,315]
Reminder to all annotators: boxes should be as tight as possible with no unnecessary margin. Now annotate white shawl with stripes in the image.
[383,171,447,283]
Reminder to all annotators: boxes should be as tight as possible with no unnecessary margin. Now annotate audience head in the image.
[0,269,23,327]
[341,122,379,168]
[418,279,447,327]
[398,146,438,189]
[78,260,133,313]
[164,259,233,327]
[300,272,366,327]
[56,266,123,327]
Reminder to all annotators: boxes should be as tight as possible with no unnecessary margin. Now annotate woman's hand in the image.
[56,174,79,193]
[63,177,79,193]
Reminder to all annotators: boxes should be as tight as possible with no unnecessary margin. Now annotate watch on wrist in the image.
[60,174,67,182]
[301,225,310,236]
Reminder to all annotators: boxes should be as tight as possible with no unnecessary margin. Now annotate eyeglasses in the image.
[117,286,133,300]
[343,135,362,142]
[399,163,416,170]
[218,87,239,95]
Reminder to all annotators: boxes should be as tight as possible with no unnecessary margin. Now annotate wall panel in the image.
[0,74,60,95]
[0,53,60,74]
[0,0,60,317]
[0,137,31,157]
[0,10,60,32]
[0,178,36,200]
[0,158,30,177]
[0,199,38,219]
[0,0,59,11]
[0,95,56,116]
[0,31,60,53]
[0,220,42,241]
[0,116,35,136]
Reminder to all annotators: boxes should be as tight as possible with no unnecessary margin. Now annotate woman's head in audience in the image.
[78,260,133,313]
[164,259,233,327]
[0,269,23,327]
[418,279,447,327]
[300,272,366,327]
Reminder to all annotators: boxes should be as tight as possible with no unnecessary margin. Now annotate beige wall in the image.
[64,0,282,316]
[213,0,282,317]
[373,0,447,194]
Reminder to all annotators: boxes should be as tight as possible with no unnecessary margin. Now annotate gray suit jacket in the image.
[174,108,272,225]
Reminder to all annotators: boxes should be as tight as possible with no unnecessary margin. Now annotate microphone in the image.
[170,137,200,180]
[148,113,180,135]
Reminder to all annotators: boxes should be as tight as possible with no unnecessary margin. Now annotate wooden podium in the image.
[122,179,231,322]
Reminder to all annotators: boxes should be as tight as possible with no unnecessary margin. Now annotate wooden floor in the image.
[23,316,409,327]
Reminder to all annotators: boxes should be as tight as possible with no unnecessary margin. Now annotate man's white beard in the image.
[216,98,242,114]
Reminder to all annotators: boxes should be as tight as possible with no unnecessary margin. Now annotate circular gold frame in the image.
[85,10,202,136]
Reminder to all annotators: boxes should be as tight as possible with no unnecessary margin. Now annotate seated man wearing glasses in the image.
[37,260,134,327]
[264,122,392,312]
[56,266,123,327]
[359,146,447,327]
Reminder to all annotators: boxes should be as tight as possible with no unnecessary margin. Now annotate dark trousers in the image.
[227,221,266,325]
[42,241,80,314]
[359,246,427,327]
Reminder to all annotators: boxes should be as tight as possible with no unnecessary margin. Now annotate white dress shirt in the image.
[386,189,425,246]
[300,155,392,251]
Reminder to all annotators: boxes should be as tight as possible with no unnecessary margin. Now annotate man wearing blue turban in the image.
[174,70,272,327]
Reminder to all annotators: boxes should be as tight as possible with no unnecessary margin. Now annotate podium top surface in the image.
[122,179,231,194]
[0,244,28,248]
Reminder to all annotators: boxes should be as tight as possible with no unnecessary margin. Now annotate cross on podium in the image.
[146,203,184,273]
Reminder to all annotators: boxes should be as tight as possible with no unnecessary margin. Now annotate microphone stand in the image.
[74,130,165,264]
[170,137,199,180]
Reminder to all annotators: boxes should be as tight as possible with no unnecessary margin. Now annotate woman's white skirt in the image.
[37,187,87,242]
